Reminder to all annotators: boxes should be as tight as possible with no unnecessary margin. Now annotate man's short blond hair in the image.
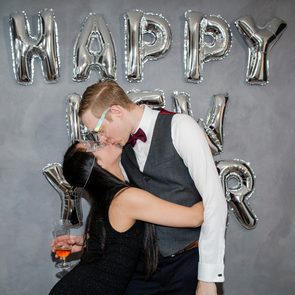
[79,80,133,118]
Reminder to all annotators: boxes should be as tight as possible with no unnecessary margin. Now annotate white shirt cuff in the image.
[198,262,225,282]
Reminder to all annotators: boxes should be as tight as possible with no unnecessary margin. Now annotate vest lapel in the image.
[122,144,139,169]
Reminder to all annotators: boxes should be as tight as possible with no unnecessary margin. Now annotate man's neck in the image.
[129,104,145,134]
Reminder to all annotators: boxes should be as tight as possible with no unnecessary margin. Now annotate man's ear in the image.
[109,105,125,117]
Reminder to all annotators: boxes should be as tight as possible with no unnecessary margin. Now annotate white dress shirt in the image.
[123,105,227,283]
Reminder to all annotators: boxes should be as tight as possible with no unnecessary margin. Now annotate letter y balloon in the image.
[43,163,83,227]
[235,16,287,85]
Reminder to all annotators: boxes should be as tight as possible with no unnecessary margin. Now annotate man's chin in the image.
[110,142,123,149]
[113,139,126,148]
[115,143,123,149]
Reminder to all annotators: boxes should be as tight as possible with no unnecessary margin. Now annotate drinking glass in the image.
[52,219,72,269]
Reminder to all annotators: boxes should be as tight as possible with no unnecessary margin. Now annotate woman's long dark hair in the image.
[62,142,159,277]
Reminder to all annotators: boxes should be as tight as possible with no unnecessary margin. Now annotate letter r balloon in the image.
[216,159,257,230]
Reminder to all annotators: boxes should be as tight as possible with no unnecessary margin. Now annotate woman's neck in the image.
[108,162,125,181]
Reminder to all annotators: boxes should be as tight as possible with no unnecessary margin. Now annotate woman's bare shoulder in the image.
[112,187,145,207]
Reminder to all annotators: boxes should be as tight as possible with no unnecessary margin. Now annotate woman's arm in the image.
[111,187,204,228]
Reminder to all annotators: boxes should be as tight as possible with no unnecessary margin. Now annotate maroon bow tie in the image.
[127,128,147,147]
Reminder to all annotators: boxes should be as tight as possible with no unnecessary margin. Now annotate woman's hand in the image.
[51,235,84,257]
[192,201,204,227]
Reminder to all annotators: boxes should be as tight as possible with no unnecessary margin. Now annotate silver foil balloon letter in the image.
[198,93,228,155]
[124,10,172,82]
[73,13,117,81]
[235,16,287,85]
[127,89,165,109]
[184,11,232,83]
[172,91,193,116]
[66,93,83,144]
[43,163,83,227]
[9,9,60,85]
[65,93,95,143]
[216,159,257,230]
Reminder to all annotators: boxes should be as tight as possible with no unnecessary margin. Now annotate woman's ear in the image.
[93,153,104,168]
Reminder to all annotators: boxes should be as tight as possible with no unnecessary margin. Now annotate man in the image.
[79,79,227,295]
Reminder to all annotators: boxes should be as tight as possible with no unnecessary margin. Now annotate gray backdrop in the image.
[0,0,294,294]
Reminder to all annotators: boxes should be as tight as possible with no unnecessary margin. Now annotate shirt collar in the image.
[134,105,159,140]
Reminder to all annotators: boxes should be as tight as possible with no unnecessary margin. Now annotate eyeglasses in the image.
[80,108,110,144]
[94,108,110,133]
[82,130,101,143]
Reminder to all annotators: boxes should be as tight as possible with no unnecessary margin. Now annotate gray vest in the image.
[121,113,202,256]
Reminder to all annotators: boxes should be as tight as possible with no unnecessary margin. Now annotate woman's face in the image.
[91,143,123,171]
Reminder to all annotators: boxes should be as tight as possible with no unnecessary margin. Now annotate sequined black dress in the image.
[49,186,144,295]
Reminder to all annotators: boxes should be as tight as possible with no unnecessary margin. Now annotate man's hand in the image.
[195,281,217,295]
[51,234,84,257]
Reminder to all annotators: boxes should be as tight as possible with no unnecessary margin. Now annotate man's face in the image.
[81,107,130,146]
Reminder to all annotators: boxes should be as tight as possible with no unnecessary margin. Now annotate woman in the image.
[50,141,203,295]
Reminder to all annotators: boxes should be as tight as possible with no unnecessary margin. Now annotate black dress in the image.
[49,186,144,295]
